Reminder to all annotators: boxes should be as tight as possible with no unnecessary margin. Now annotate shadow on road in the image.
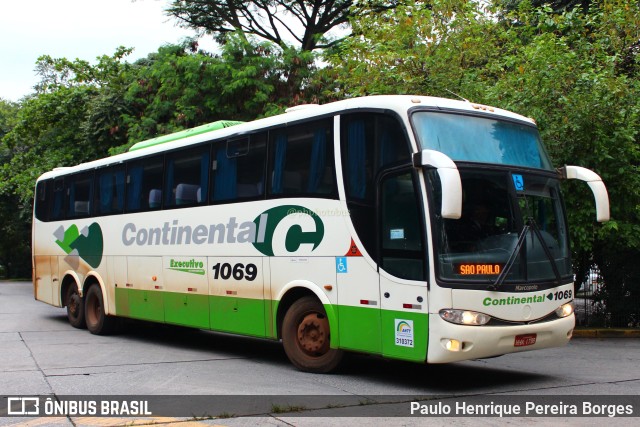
[45,313,549,393]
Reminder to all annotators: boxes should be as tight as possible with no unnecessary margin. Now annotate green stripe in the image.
[337,305,381,353]
[128,120,244,151]
[381,309,428,362]
[114,288,428,361]
[167,267,206,275]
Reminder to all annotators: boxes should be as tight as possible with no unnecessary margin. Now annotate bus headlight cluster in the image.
[555,301,574,318]
[439,309,491,326]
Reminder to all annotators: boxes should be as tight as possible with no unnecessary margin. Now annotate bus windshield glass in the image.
[412,111,553,170]
[427,169,571,285]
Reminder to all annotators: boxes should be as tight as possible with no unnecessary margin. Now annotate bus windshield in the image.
[412,111,553,170]
[413,111,570,285]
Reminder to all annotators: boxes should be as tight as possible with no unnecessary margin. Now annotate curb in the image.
[573,328,640,338]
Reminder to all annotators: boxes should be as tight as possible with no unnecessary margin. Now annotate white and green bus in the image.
[32,95,609,373]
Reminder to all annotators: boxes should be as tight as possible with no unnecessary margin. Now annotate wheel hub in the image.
[297,313,329,355]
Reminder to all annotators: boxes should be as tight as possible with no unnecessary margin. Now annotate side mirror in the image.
[413,150,462,219]
[560,165,610,222]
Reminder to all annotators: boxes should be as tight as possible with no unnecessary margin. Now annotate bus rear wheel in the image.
[282,296,343,373]
[65,284,85,329]
[84,284,117,335]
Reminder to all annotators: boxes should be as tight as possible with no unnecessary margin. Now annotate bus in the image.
[32,95,610,373]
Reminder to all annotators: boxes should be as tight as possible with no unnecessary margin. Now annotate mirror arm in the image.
[413,150,462,219]
[558,165,610,222]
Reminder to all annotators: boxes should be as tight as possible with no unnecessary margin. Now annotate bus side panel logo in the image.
[54,223,104,268]
[252,205,324,256]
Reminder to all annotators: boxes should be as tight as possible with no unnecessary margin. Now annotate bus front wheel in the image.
[65,284,85,329]
[84,284,117,335]
[282,296,343,373]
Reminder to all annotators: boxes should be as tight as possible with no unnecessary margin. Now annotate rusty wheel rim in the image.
[296,313,329,356]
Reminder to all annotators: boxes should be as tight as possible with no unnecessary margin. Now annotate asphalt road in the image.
[1,280,638,426]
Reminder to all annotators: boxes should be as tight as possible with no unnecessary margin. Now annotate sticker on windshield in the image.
[390,229,405,240]
[512,174,524,191]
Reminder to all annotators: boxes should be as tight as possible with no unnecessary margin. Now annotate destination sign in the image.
[456,263,505,275]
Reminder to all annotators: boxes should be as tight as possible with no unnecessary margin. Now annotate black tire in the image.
[282,296,343,373]
[65,284,86,329]
[84,284,117,335]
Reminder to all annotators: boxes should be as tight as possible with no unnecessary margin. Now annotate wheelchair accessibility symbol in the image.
[512,174,525,191]
[336,257,348,274]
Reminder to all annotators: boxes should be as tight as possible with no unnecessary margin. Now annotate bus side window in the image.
[165,146,210,207]
[35,180,49,221]
[341,113,412,259]
[51,178,65,221]
[126,156,164,212]
[66,173,93,218]
[270,120,335,197]
[211,134,266,203]
[96,166,125,216]
[380,171,425,281]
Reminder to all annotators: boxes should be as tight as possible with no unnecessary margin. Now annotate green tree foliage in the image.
[0,98,19,141]
[331,0,496,98]
[0,50,132,278]
[111,34,322,153]
[335,0,639,325]
[0,36,327,278]
[495,0,593,14]
[0,99,27,278]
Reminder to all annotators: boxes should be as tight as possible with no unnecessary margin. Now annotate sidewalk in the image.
[572,328,640,338]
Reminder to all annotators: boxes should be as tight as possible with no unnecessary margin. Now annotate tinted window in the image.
[34,180,49,221]
[211,134,266,203]
[66,172,94,218]
[413,112,553,170]
[341,113,412,258]
[51,178,65,221]
[380,171,425,280]
[95,165,125,216]
[126,156,164,212]
[270,120,336,197]
[166,146,210,207]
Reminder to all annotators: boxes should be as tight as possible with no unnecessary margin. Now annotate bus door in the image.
[378,169,429,362]
[209,256,266,337]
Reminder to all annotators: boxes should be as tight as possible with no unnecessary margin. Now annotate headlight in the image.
[555,301,574,318]
[440,309,491,326]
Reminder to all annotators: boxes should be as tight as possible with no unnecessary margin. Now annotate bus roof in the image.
[35,95,535,181]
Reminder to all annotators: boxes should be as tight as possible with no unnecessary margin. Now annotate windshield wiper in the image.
[528,217,562,286]
[488,221,529,291]
[488,217,562,291]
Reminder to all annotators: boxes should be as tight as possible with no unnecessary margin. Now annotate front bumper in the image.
[427,312,575,363]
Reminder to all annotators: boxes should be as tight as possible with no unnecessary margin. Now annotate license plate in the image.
[514,333,537,347]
